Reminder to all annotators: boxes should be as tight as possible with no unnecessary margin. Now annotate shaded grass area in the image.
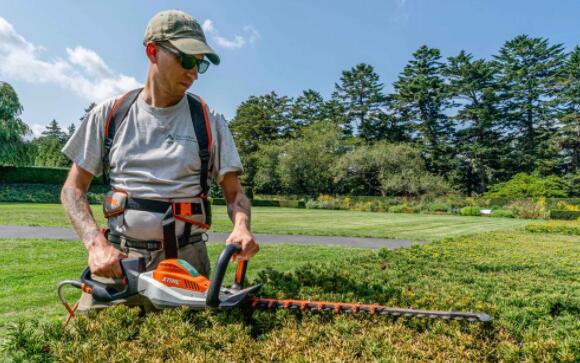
[0,239,370,338]
[3,230,579,362]
[0,203,531,241]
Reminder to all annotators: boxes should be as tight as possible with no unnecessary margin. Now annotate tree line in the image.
[1,34,578,197]
[0,81,95,168]
[229,34,579,197]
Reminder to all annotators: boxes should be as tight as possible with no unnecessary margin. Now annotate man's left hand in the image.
[226,226,259,261]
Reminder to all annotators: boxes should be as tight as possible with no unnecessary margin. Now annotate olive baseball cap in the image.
[144,10,220,65]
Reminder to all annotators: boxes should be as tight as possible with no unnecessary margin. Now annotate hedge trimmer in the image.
[58,244,492,326]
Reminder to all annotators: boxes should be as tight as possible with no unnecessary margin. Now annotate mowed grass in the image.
[0,203,531,241]
[3,230,579,362]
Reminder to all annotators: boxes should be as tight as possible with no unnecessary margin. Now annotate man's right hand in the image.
[87,233,127,278]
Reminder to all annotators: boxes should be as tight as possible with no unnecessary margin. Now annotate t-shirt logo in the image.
[165,134,175,145]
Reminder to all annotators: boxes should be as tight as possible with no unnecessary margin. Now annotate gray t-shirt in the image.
[62,93,243,240]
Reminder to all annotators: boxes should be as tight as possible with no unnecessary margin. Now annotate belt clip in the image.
[120,235,128,252]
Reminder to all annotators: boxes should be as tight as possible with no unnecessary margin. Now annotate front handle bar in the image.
[206,244,248,308]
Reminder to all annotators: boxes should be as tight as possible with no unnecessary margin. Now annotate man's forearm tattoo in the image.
[226,194,251,229]
[61,186,100,246]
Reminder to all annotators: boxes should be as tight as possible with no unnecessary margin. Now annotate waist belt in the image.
[107,231,205,252]
[126,197,203,215]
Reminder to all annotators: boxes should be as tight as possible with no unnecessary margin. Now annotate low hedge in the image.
[549,209,580,220]
[525,220,580,235]
[0,183,108,204]
[0,166,105,185]
[0,184,305,209]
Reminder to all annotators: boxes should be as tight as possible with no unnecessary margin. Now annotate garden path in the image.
[0,225,427,249]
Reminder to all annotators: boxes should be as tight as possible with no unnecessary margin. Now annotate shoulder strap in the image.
[102,88,143,184]
[186,93,213,197]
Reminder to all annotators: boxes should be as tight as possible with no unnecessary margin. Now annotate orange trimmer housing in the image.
[152,259,210,292]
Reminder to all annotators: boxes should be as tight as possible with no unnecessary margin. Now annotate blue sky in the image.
[1,0,578,136]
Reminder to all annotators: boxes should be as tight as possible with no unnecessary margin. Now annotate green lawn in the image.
[0,203,531,241]
[3,230,579,362]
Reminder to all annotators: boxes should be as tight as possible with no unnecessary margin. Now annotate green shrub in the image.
[251,199,280,207]
[490,209,515,218]
[426,202,449,213]
[506,198,548,219]
[550,209,580,220]
[4,231,579,362]
[526,220,580,235]
[459,206,481,216]
[210,197,226,205]
[387,204,406,213]
[485,173,568,198]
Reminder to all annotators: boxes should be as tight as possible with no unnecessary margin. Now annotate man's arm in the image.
[61,163,126,278]
[220,172,259,260]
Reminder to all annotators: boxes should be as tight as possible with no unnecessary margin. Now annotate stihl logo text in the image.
[162,277,180,285]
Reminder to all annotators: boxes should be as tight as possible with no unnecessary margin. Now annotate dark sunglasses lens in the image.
[180,55,196,70]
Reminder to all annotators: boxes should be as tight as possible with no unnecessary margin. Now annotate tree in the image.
[0,82,29,165]
[556,46,580,173]
[494,35,566,175]
[277,121,345,195]
[41,119,67,143]
[66,123,76,141]
[445,51,504,194]
[391,46,454,175]
[332,63,385,140]
[335,142,452,197]
[229,92,293,194]
[32,137,70,167]
[291,89,325,129]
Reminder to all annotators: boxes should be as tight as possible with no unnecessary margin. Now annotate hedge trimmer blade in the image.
[246,297,492,322]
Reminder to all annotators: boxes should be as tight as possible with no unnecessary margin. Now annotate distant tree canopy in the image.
[1,34,578,198]
[229,34,578,197]
[0,82,29,166]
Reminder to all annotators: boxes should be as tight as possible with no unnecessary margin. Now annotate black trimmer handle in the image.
[206,244,248,308]
[80,257,146,302]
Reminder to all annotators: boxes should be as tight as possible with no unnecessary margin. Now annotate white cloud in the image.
[66,47,112,78]
[0,17,141,102]
[202,19,260,50]
[29,123,46,138]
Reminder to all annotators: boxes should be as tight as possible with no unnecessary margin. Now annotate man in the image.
[61,10,259,311]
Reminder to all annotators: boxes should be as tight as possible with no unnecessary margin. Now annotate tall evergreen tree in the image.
[66,123,76,141]
[494,35,566,175]
[556,46,580,173]
[291,89,324,129]
[41,119,67,143]
[445,51,504,194]
[391,46,453,175]
[0,82,29,165]
[332,63,385,140]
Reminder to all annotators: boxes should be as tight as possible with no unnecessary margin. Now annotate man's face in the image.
[154,43,204,96]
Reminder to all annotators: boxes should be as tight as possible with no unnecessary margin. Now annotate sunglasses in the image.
[156,43,210,74]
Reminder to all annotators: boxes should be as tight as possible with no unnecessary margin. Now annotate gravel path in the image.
[0,225,427,249]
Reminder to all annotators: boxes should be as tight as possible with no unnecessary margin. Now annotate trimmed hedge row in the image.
[0,183,109,204]
[549,209,580,220]
[0,166,106,185]
[0,184,306,208]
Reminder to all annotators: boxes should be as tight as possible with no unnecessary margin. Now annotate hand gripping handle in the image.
[206,244,248,308]
[80,257,146,303]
